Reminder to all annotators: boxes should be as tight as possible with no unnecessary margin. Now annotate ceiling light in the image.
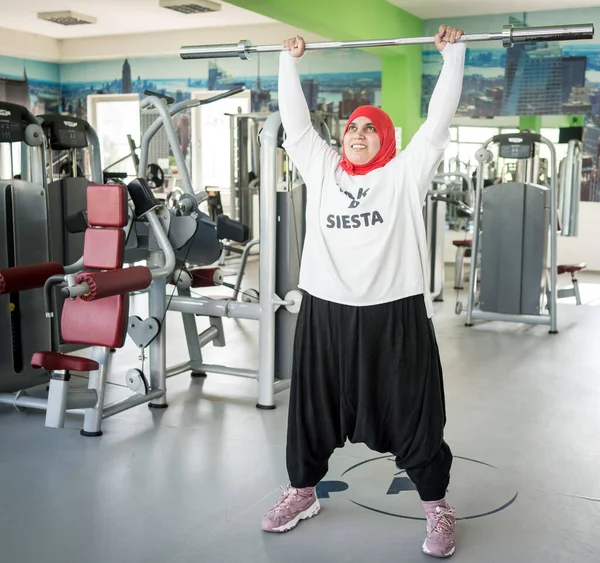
[37,11,97,26]
[159,0,221,14]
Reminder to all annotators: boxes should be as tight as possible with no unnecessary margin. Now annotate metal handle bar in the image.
[144,90,175,104]
[198,86,245,104]
[180,23,594,60]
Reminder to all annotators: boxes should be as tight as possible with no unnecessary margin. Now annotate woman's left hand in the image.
[435,25,464,52]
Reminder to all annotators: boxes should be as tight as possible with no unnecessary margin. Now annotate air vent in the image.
[38,11,97,26]
[159,0,221,14]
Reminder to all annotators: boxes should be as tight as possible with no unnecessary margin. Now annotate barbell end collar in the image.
[238,40,253,60]
[502,25,514,48]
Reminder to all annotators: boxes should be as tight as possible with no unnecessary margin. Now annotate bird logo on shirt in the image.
[339,186,370,209]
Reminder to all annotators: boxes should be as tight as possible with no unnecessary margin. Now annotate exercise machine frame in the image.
[134,93,301,409]
[160,111,300,408]
[425,172,473,302]
[464,134,558,332]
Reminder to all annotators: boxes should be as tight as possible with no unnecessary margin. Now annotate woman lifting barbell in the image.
[262,25,466,559]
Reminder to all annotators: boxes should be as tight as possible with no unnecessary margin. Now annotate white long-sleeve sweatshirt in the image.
[278,42,466,317]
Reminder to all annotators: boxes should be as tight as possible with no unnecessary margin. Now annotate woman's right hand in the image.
[283,35,305,58]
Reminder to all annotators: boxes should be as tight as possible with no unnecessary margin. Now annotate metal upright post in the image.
[543,139,559,334]
[465,153,487,326]
[85,124,104,183]
[177,286,206,376]
[139,96,194,196]
[148,250,168,408]
[229,115,237,221]
[256,112,280,409]
[80,347,112,436]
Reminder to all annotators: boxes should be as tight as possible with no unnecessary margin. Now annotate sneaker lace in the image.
[272,485,309,513]
[430,507,455,537]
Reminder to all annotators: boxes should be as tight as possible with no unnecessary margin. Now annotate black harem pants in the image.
[286,292,452,502]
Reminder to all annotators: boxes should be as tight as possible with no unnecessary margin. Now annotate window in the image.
[539,128,569,170]
[191,89,251,193]
[457,126,498,143]
[0,143,22,179]
[541,128,560,143]
[88,94,141,179]
[444,126,495,174]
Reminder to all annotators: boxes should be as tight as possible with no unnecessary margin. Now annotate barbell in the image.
[180,23,594,61]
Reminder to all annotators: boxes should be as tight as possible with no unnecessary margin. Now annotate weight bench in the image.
[452,239,472,290]
[556,263,587,305]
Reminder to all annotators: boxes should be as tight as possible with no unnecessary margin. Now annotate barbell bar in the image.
[180,23,594,61]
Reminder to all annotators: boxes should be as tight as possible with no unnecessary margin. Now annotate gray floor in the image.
[1,262,600,563]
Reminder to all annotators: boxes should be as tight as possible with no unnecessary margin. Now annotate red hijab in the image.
[340,105,396,176]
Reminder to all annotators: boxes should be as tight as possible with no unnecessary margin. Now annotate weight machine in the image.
[219,109,332,289]
[424,172,474,302]
[0,88,310,432]
[459,131,582,332]
[558,138,583,237]
[0,180,175,431]
[0,103,95,394]
[121,87,313,411]
[38,114,105,352]
[227,112,264,239]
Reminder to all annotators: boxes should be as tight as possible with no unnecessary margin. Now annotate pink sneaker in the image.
[422,499,456,558]
[261,485,320,533]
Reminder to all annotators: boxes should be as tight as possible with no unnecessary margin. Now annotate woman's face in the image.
[343,116,381,165]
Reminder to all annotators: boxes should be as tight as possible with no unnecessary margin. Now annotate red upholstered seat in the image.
[453,240,472,247]
[558,263,586,275]
[31,351,99,372]
[61,294,129,349]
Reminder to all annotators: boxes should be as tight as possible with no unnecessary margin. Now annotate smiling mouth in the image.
[351,144,367,150]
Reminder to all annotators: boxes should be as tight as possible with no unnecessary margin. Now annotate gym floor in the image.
[1,260,599,563]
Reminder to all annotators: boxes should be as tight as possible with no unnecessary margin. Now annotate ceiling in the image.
[0,0,276,39]
[0,0,598,39]
[387,0,600,19]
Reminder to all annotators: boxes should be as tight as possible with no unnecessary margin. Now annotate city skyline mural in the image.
[422,12,600,119]
[0,55,61,116]
[58,49,382,122]
[423,8,600,202]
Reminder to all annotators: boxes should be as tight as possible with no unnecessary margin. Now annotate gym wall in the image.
[0,26,60,61]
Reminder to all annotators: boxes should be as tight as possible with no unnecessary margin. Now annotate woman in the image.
[262,25,466,559]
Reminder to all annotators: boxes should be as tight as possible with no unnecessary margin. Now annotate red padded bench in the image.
[556,263,586,305]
